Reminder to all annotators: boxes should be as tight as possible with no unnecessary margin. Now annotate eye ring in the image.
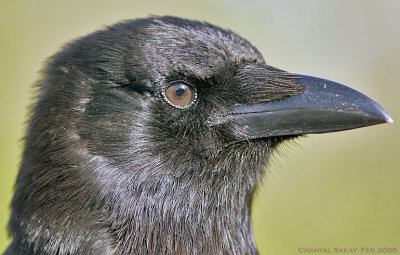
[162,81,197,109]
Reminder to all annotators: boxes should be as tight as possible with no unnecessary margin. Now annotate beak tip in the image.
[384,114,394,124]
[374,105,393,124]
[362,104,393,127]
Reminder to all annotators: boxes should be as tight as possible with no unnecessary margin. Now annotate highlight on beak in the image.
[220,73,393,140]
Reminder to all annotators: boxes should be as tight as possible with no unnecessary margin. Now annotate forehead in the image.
[140,17,264,80]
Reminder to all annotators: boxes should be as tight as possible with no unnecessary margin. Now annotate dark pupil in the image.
[176,88,185,97]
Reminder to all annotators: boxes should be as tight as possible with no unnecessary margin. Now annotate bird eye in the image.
[164,82,196,109]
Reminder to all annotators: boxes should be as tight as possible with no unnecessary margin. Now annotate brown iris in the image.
[164,83,196,109]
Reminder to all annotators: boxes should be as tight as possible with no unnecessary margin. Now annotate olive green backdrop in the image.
[1,1,399,254]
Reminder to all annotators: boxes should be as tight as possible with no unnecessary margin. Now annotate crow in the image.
[5,16,392,255]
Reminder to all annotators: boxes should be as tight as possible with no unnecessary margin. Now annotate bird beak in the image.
[226,73,393,139]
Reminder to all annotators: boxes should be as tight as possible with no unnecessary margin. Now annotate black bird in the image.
[5,16,392,255]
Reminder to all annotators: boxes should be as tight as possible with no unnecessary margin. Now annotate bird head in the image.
[43,16,390,181]
[8,16,392,254]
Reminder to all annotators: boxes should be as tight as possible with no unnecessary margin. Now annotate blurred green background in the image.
[1,0,399,254]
